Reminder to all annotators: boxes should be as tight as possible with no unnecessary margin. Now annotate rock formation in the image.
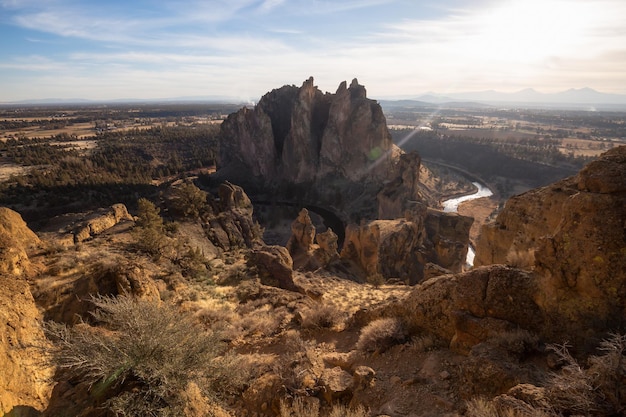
[475,146,626,346]
[286,208,340,270]
[202,182,263,251]
[0,207,41,276]
[423,208,474,273]
[377,151,427,219]
[248,245,301,292]
[0,208,53,414]
[0,277,54,415]
[218,78,472,280]
[370,147,625,352]
[219,77,394,187]
[340,205,473,283]
[73,204,134,243]
[218,77,404,220]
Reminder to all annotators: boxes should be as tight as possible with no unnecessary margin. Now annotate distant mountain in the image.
[1,95,248,106]
[413,87,626,109]
[5,88,626,110]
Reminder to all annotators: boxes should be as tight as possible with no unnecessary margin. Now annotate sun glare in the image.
[471,0,593,63]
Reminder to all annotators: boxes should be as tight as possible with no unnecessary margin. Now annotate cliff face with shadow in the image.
[472,146,626,346]
[219,77,395,188]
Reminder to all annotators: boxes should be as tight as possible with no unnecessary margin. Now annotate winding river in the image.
[441,182,494,267]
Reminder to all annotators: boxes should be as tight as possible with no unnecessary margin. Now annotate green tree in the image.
[169,182,208,218]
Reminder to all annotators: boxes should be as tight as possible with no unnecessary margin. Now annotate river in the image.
[441,182,493,267]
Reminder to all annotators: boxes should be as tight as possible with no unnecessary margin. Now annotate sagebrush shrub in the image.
[356,317,407,352]
[45,295,226,416]
[300,301,343,330]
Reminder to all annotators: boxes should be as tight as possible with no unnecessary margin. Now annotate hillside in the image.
[0,79,624,417]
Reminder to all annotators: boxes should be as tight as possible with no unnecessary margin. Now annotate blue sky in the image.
[1,0,625,102]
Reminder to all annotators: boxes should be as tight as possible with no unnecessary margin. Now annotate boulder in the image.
[373,265,541,351]
[74,203,133,243]
[320,366,354,403]
[248,245,301,292]
[113,262,161,301]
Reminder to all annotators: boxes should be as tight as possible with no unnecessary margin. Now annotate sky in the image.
[1,0,625,102]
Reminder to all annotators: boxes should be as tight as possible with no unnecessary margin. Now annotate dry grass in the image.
[280,397,368,417]
[466,397,554,417]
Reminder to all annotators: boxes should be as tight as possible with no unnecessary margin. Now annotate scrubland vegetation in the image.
[2,103,625,416]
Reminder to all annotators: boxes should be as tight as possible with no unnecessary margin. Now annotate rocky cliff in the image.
[0,207,41,276]
[219,77,394,187]
[466,146,626,346]
[340,205,473,283]
[0,208,53,415]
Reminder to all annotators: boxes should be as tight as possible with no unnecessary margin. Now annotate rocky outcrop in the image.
[377,152,425,219]
[0,207,41,276]
[218,77,397,220]
[219,77,394,187]
[475,146,626,345]
[0,277,54,415]
[341,219,424,283]
[286,208,340,270]
[340,205,472,283]
[374,265,541,352]
[423,208,474,273]
[247,245,301,292]
[203,182,263,251]
[74,203,134,243]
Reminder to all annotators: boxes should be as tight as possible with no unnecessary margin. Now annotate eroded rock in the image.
[475,146,626,346]
[74,203,133,243]
[0,207,41,276]
[0,277,54,415]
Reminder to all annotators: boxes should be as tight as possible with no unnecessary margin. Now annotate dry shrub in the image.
[327,404,368,417]
[466,397,553,417]
[238,304,286,335]
[300,301,343,330]
[45,295,228,416]
[280,397,320,417]
[587,333,626,413]
[409,333,443,352]
[487,329,540,357]
[545,342,599,415]
[546,334,626,416]
[356,317,407,352]
[280,397,368,417]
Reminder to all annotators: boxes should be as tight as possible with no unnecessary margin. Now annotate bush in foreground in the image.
[45,295,226,416]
